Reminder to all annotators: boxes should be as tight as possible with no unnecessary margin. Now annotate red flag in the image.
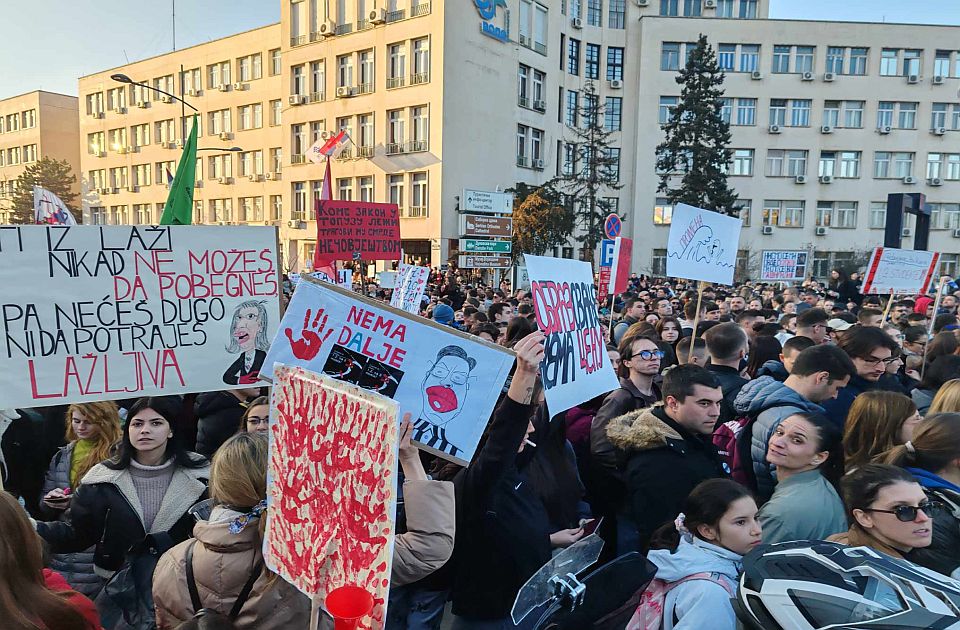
[313,158,334,271]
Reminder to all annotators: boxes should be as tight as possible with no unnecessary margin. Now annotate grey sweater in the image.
[129,458,176,532]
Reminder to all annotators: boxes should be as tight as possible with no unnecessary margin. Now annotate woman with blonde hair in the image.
[238,395,270,434]
[39,401,122,597]
[843,391,921,472]
[928,379,960,415]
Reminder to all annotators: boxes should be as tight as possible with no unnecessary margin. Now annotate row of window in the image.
[89,196,283,226]
[87,149,283,190]
[564,0,630,28]
[564,39,625,81]
[655,0,758,18]
[289,105,429,159]
[564,91,623,131]
[0,144,38,166]
[291,172,429,219]
[0,110,36,134]
[289,0,430,44]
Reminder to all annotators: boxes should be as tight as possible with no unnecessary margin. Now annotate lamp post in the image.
[197,147,243,152]
[110,73,197,112]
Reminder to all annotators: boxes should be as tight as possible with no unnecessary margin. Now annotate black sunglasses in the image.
[863,500,941,522]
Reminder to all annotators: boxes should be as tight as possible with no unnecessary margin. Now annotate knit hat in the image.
[914,296,934,315]
[433,303,455,325]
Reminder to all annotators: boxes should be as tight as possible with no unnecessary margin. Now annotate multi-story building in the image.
[0,91,80,224]
[77,0,960,277]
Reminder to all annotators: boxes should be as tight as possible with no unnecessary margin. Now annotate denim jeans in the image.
[386,584,449,630]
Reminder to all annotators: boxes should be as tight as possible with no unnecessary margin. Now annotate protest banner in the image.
[390,264,429,315]
[666,203,742,285]
[760,250,809,282]
[314,200,401,264]
[261,277,515,464]
[338,268,352,289]
[266,364,398,629]
[0,225,280,408]
[862,247,940,295]
[523,255,619,415]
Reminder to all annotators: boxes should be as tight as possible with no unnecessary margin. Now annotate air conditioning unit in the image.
[164,141,177,149]
[533,159,545,169]
[635,0,649,5]
[761,226,774,235]
[217,84,230,92]
[116,147,129,155]
[265,171,280,180]
[97,187,110,195]
[95,151,106,158]
[114,107,126,114]
[572,17,583,29]
[878,125,892,134]
[160,95,173,104]
[820,125,833,134]
[801,71,815,81]
[815,226,828,236]
[933,127,947,136]
[109,187,119,195]
[233,82,246,91]
[336,86,355,98]
[126,186,139,193]
[751,71,763,80]
[704,0,717,7]
[903,176,917,185]
[218,177,234,185]
[794,175,807,184]
[819,175,833,184]
[533,99,547,110]
[823,72,835,82]
[933,75,946,85]
[369,8,387,24]
[952,228,960,238]
[319,19,336,35]
[288,95,305,106]
[286,220,306,229]
[768,124,782,134]
[902,228,913,237]
[248,174,259,181]
[519,34,530,46]
[907,74,920,84]
[187,89,199,97]
[177,139,185,148]
[931,177,944,186]
[218,132,232,141]
[89,112,104,119]
[609,79,623,89]
[136,101,148,108]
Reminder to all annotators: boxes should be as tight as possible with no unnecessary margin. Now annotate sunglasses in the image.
[863,500,941,522]
[631,350,665,361]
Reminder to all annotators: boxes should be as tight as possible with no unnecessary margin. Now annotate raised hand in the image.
[284,308,334,360]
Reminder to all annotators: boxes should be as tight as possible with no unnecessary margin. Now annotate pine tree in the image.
[554,80,623,264]
[508,182,575,260]
[9,157,78,224]
[655,34,739,215]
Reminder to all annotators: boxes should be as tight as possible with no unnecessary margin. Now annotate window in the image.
[607,47,624,81]
[388,109,406,150]
[659,0,678,16]
[843,101,864,128]
[605,97,622,131]
[270,49,281,76]
[208,154,233,179]
[903,49,921,76]
[874,152,892,178]
[291,123,306,158]
[739,45,760,72]
[654,198,673,225]
[155,161,175,185]
[532,69,545,104]
[849,47,868,75]
[790,99,811,127]
[731,149,754,176]
[357,176,374,202]
[835,202,858,228]
[928,153,944,180]
[389,174,405,211]
[587,0,601,26]
[735,98,757,126]
[608,147,621,179]
[533,4,548,53]
[337,178,353,201]
[826,47,844,74]
[520,0,532,42]
[108,127,128,151]
[718,44,736,71]
[208,109,231,134]
[772,46,790,74]
[769,99,786,126]
[207,61,230,88]
[682,0,700,16]
[608,0,625,28]
[716,0,734,18]
[86,92,104,116]
[568,39,581,75]
[411,172,428,217]
[109,166,128,189]
[562,143,577,175]
[292,182,307,221]
[22,110,36,129]
[763,200,804,227]
[153,74,175,95]
[772,45,815,74]
[154,119,174,144]
[661,42,680,71]
[270,195,282,221]
[898,102,918,129]
[517,125,528,164]
[875,151,914,178]
[935,50,952,78]
[766,150,807,177]
[412,106,429,150]
[839,151,861,178]
[869,202,887,228]
[270,100,281,126]
[719,98,733,123]
[795,46,815,73]
[566,90,579,126]
[238,103,262,130]
[22,144,37,163]
[88,131,105,155]
[816,202,833,227]
[739,0,758,18]
[239,150,263,176]
[819,152,836,178]
[823,101,840,128]
[131,123,150,149]
[877,102,894,128]
[357,113,374,150]
[880,49,899,76]
[337,54,354,87]
[237,54,261,82]
[932,103,948,130]
[132,163,151,187]
[310,60,326,99]
[388,43,406,87]
[358,49,375,93]
[413,37,430,81]
[658,96,678,124]
[106,87,126,111]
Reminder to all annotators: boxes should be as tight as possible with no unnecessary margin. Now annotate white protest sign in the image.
[760,250,809,282]
[523,255,619,415]
[390,264,430,315]
[0,225,281,408]
[337,268,352,289]
[378,270,398,289]
[862,247,941,295]
[666,203,742,285]
[261,278,515,464]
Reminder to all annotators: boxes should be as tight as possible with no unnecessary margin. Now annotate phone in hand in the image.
[580,517,603,537]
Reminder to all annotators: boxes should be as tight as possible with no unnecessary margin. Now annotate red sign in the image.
[609,237,633,295]
[598,267,611,303]
[315,200,401,264]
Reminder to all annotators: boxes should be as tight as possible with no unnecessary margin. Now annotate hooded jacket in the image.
[607,406,726,551]
[756,359,789,382]
[905,467,960,578]
[647,537,743,630]
[195,392,249,457]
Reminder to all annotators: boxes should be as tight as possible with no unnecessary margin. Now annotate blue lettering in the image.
[481,20,509,42]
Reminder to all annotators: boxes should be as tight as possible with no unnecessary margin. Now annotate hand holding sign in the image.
[284,308,334,360]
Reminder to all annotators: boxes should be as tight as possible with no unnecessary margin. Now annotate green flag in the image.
[159,114,198,225]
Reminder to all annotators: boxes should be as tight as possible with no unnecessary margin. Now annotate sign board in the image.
[604,214,622,239]
[377,270,398,289]
[458,255,511,269]
[337,268,352,289]
[666,203,742,285]
[315,200,401,264]
[760,251,809,282]
[523,255,619,415]
[609,237,633,295]
[598,239,615,303]
[599,239,615,268]
[460,213,513,238]
[389,264,429,314]
[266,364,397,628]
[862,247,940,295]
[458,239,512,254]
[261,277,515,464]
[0,225,281,408]
[461,188,514,215]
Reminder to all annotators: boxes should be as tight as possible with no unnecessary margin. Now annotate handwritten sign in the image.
[315,201,401,264]
[523,255,619,415]
[862,247,940,295]
[0,225,280,408]
[266,364,398,629]
[760,251,808,282]
[390,264,429,315]
[666,203,742,285]
[261,278,514,464]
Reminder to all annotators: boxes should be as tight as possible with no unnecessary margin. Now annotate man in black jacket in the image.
[704,322,749,427]
[606,365,725,552]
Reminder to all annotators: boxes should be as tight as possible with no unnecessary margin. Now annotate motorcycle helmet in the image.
[735,540,960,629]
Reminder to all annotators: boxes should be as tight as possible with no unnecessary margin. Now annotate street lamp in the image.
[197,147,243,152]
[110,73,198,112]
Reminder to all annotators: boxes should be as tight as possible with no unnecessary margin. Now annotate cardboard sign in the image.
[862,247,940,295]
[338,268,352,289]
[523,255,619,415]
[266,364,398,628]
[666,203,742,285]
[760,251,809,281]
[314,200,401,264]
[261,278,515,464]
[0,225,280,408]
[390,264,429,314]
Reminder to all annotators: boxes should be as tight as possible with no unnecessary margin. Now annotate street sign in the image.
[604,213,622,239]
[599,239,615,268]
[459,238,512,253]
[458,255,511,269]
[461,188,514,214]
[460,213,513,238]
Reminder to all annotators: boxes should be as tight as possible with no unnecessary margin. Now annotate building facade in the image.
[0,91,80,224]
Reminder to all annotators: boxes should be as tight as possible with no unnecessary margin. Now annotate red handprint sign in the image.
[284,308,334,360]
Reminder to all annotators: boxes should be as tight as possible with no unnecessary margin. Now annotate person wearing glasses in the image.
[794,308,830,345]
[239,396,270,434]
[821,325,902,427]
[829,464,935,562]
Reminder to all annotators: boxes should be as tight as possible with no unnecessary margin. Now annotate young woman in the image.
[843,391,921,471]
[39,401,123,598]
[881,414,960,578]
[829,464,934,560]
[0,492,100,630]
[239,395,270,434]
[745,336,783,380]
[656,317,682,346]
[928,379,960,415]
[757,413,847,543]
[644,479,762,630]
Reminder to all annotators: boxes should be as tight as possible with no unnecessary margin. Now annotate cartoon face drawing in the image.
[223,300,271,386]
[420,346,476,426]
[234,306,262,352]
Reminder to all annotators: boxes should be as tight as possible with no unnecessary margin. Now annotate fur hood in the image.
[606,405,681,453]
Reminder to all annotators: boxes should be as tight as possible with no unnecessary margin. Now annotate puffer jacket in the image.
[194,392,249,457]
[755,359,788,382]
[733,376,825,503]
[905,468,960,579]
[39,442,102,598]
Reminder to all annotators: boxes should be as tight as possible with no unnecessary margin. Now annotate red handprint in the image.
[285,308,334,360]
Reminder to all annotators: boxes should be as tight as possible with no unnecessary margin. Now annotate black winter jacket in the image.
[708,364,749,428]
[907,477,960,578]
[194,392,249,457]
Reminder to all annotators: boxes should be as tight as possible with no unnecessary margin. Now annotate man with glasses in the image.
[822,325,902,427]
[795,307,830,345]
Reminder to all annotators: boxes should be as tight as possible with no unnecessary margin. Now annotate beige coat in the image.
[393,479,455,586]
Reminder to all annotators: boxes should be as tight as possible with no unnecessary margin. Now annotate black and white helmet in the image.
[735,540,960,629]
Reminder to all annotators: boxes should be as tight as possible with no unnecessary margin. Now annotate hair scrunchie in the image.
[905,440,917,455]
[229,499,267,534]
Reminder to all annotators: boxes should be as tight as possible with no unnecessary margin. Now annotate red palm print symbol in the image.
[284,308,334,360]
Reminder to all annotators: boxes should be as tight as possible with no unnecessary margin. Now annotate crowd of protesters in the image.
[3,263,960,629]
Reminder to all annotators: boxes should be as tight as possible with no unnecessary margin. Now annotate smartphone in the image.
[580,517,603,537]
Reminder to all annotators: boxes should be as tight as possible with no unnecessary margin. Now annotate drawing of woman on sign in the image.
[413,345,476,458]
[223,300,270,385]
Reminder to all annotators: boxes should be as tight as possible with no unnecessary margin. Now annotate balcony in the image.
[386,142,406,155]
[386,76,405,89]
[308,91,324,103]
[357,19,371,30]
[518,96,531,109]
[407,140,428,153]
[517,155,528,167]
[335,147,354,160]
[411,72,429,85]
[335,23,353,35]
[291,155,307,165]
[358,146,375,158]
[407,206,427,218]
[534,42,547,55]
[290,35,307,47]
[412,2,431,17]
[386,9,406,22]
[357,83,374,95]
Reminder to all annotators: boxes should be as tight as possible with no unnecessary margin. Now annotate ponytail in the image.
[648,479,753,551]
[878,413,960,473]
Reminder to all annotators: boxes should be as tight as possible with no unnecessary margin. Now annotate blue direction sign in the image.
[604,214,622,239]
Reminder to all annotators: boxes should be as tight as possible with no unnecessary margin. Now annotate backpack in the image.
[712,402,797,491]
[183,539,263,627]
[625,572,734,630]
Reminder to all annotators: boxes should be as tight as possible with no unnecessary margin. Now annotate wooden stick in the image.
[311,596,322,630]
[687,281,706,363]
[921,276,951,381]
[880,290,896,326]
